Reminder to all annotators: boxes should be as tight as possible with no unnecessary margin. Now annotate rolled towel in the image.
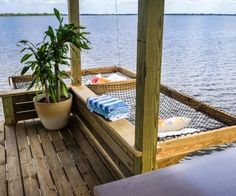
[88,104,130,121]
[87,94,130,121]
[87,94,110,108]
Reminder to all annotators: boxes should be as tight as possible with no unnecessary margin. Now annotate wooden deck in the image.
[0,116,117,196]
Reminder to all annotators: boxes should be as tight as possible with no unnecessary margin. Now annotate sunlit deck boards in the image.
[0,117,116,196]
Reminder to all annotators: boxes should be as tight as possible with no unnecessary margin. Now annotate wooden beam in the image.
[0,89,38,98]
[135,0,165,173]
[68,0,81,85]
[156,125,236,168]
[2,97,15,125]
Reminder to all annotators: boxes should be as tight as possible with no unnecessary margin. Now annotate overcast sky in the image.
[0,0,235,14]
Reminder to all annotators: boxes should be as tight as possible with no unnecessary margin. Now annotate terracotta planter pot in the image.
[33,93,72,130]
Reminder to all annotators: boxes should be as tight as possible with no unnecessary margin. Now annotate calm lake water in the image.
[0,15,236,121]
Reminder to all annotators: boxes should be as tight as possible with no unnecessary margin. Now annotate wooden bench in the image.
[71,85,142,176]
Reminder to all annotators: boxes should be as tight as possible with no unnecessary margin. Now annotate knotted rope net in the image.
[8,66,236,141]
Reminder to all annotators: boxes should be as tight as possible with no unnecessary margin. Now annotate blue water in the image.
[0,15,236,120]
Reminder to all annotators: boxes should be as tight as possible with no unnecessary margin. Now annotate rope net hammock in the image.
[8,66,236,142]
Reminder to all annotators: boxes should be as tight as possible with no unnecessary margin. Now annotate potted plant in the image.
[19,8,90,130]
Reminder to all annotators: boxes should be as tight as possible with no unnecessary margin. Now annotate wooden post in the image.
[68,0,82,85]
[135,0,165,173]
[2,97,15,125]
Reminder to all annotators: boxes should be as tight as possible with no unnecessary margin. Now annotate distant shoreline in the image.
[0,13,66,17]
[0,13,235,17]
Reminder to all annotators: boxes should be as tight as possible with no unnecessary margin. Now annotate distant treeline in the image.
[0,13,67,16]
[0,13,235,17]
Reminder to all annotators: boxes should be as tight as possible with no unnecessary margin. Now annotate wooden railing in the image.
[0,89,38,124]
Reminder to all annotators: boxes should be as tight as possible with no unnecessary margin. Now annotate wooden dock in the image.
[0,117,116,196]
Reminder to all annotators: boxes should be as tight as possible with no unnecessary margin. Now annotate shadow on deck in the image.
[0,116,117,196]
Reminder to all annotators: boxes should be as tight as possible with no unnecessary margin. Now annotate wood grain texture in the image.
[117,67,136,79]
[60,128,101,191]
[0,89,38,97]
[0,118,123,195]
[135,0,165,173]
[14,102,35,112]
[87,79,136,95]
[72,91,136,174]
[12,94,36,103]
[5,124,24,196]
[156,154,185,169]
[0,123,6,196]
[15,122,40,196]
[75,108,134,177]
[71,85,141,157]
[49,130,90,196]
[68,118,115,183]
[36,123,74,196]
[73,115,125,179]
[68,0,81,85]
[156,125,236,168]
[15,111,38,122]
[2,97,15,125]
[71,87,136,176]
[1,92,37,124]
[25,120,57,196]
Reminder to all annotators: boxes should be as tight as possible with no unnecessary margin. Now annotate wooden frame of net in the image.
[8,66,236,136]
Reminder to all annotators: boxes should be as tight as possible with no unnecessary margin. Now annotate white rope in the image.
[115,0,121,66]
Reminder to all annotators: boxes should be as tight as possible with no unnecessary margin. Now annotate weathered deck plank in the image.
[15,122,40,196]
[60,128,101,191]
[68,118,115,184]
[0,117,117,196]
[36,122,74,196]
[49,130,90,196]
[0,122,6,196]
[25,120,57,196]
[5,124,24,196]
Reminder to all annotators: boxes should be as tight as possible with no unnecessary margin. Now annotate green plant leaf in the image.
[49,85,57,103]
[60,71,73,79]
[48,26,55,38]
[21,54,32,63]
[60,81,68,98]
[31,62,36,70]
[21,65,30,75]
[20,47,27,53]
[54,8,61,22]
[27,78,36,90]
[40,43,48,53]
[19,40,28,44]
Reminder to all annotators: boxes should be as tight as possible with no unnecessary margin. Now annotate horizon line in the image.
[0,13,236,16]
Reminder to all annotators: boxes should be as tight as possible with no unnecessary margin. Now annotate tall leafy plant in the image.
[19,41,53,103]
[45,9,90,102]
[19,8,90,103]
